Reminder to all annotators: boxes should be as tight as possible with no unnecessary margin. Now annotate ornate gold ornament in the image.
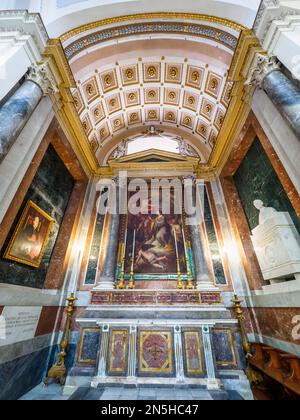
[104,74,112,86]
[169,66,178,78]
[191,71,200,83]
[125,68,134,79]
[147,66,157,78]
[168,91,176,100]
[86,84,94,95]
[61,12,245,43]
[128,92,136,101]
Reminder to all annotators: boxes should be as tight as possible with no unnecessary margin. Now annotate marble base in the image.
[90,376,221,388]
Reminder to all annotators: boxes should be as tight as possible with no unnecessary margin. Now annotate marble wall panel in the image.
[182,329,206,378]
[0,145,74,289]
[138,329,175,377]
[77,328,100,365]
[107,328,129,376]
[212,328,238,370]
[234,138,300,234]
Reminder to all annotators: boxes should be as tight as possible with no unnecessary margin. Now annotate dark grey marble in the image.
[85,214,105,285]
[234,138,300,234]
[203,188,227,285]
[0,346,52,400]
[263,70,300,139]
[0,145,74,289]
[0,80,42,163]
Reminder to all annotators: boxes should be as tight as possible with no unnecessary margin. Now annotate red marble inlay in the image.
[141,332,172,373]
[90,291,221,305]
[35,306,60,337]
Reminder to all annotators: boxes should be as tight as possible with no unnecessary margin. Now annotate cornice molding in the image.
[0,10,48,53]
[60,12,245,44]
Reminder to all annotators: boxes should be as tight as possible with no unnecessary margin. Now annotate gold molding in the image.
[206,30,264,176]
[60,13,246,43]
[42,39,98,176]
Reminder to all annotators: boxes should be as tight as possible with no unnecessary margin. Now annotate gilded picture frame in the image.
[3,200,54,268]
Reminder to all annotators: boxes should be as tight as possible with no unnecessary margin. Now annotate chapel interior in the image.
[0,0,300,401]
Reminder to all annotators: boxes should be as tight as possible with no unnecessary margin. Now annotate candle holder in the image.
[127,255,135,289]
[44,293,77,386]
[117,243,126,289]
[232,295,251,357]
[176,258,184,290]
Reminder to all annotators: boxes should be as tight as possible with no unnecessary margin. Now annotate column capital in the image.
[27,61,59,96]
[245,53,281,88]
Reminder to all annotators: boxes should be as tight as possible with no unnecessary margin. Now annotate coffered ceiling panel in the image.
[72,56,232,165]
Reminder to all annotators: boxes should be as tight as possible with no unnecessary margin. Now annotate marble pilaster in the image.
[174,325,185,382]
[128,325,137,378]
[95,183,120,290]
[96,325,109,379]
[0,80,42,163]
[202,325,219,390]
[186,180,215,290]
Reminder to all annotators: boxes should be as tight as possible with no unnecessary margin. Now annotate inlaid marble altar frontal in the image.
[77,328,100,364]
[212,329,238,368]
[138,330,174,376]
[183,330,205,377]
[107,329,129,376]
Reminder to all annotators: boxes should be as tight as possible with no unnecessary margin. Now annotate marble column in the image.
[95,183,120,290]
[247,54,300,140]
[0,80,42,163]
[262,70,300,139]
[202,325,219,390]
[186,179,215,290]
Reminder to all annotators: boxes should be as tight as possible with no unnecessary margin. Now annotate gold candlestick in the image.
[127,229,136,289]
[117,228,127,289]
[182,228,195,289]
[173,228,184,290]
[44,293,77,386]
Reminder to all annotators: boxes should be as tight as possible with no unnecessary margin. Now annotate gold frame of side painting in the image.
[3,200,54,268]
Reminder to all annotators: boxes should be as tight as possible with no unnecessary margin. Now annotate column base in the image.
[93,280,115,291]
[196,282,219,291]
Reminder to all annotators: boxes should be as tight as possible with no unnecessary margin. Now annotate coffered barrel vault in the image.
[61,14,245,169]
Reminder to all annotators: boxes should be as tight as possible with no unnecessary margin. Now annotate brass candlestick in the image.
[182,228,194,289]
[176,257,184,290]
[127,255,135,289]
[44,293,77,386]
[127,229,136,290]
[117,242,126,289]
[232,294,251,357]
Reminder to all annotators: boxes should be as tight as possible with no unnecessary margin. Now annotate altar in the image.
[68,169,248,392]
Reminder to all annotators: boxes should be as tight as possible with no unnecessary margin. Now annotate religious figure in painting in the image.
[125,191,186,275]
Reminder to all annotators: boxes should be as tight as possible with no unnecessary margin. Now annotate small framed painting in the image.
[3,200,54,268]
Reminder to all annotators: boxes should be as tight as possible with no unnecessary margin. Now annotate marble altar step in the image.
[78,306,233,321]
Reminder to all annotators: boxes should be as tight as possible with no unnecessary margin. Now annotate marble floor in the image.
[20,383,245,401]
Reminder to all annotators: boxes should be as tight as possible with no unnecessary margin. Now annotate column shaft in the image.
[262,70,300,139]
[128,326,137,378]
[0,80,42,163]
[189,183,215,290]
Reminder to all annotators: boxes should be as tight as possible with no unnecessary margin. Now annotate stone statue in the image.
[176,138,197,157]
[253,199,278,225]
[110,140,127,160]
